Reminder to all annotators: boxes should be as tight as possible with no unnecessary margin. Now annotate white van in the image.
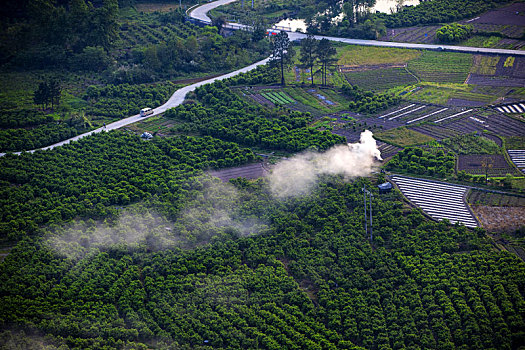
[140,107,154,117]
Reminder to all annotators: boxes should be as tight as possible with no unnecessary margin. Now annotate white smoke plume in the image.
[174,177,268,244]
[269,130,382,198]
[45,177,268,259]
[45,209,180,259]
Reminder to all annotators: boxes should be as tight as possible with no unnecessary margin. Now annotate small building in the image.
[378,182,393,194]
[141,132,153,139]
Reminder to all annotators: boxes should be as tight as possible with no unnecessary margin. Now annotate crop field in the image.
[505,136,525,150]
[392,176,478,228]
[472,85,525,99]
[441,133,501,155]
[460,35,502,49]
[457,154,517,176]
[508,150,525,174]
[449,90,495,104]
[377,142,402,159]
[495,102,525,114]
[381,26,438,44]
[249,93,274,107]
[208,162,268,181]
[375,127,434,147]
[402,82,484,105]
[336,45,421,66]
[407,51,472,84]
[468,190,525,207]
[471,55,500,75]
[283,87,347,114]
[126,115,177,136]
[344,67,418,91]
[442,113,525,138]
[260,91,295,105]
[467,74,525,87]
[408,124,460,140]
[471,23,525,39]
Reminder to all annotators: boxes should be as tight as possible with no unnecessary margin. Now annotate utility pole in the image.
[241,0,244,9]
[252,0,254,9]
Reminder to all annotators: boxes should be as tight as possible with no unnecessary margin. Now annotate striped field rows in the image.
[392,176,478,228]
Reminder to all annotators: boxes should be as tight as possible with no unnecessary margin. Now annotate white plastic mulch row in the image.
[508,150,525,173]
[496,103,525,114]
[406,107,449,124]
[378,104,415,119]
[392,176,478,228]
[434,109,473,123]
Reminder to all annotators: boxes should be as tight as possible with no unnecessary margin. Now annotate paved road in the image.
[189,0,237,23]
[4,0,525,157]
[0,57,269,157]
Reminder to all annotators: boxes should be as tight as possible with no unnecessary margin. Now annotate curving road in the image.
[0,57,269,157]
[3,0,525,157]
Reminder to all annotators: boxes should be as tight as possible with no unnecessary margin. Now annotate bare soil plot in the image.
[208,162,268,181]
[472,205,525,233]
[457,154,517,176]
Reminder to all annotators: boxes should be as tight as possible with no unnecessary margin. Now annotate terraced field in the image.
[392,175,478,228]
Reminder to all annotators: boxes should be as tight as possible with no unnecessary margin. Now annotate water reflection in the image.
[273,0,420,32]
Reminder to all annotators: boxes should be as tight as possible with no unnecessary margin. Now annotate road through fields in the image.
[3,0,525,157]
